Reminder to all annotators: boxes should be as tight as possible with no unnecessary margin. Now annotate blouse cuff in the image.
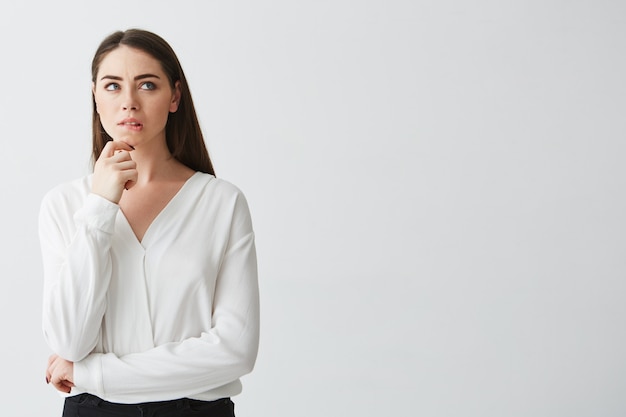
[74,353,105,398]
[73,194,119,234]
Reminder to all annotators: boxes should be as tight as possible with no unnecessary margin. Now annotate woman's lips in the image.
[119,118,143,131]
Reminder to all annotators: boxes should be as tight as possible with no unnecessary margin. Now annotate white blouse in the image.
[39,172,259,404]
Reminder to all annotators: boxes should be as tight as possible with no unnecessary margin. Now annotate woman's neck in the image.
[129,141,193,185]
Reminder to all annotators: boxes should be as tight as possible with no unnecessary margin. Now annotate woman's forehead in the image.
[97,45,164,79]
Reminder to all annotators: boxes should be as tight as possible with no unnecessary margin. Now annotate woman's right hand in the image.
[46,354,74,394]
[92,141,138,204]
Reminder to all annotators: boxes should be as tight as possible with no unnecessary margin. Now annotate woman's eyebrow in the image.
[99,73,161,81]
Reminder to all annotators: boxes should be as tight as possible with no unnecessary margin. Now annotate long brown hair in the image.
[90,29,215,175]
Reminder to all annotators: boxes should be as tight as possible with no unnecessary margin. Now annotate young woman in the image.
[39,29,260,417]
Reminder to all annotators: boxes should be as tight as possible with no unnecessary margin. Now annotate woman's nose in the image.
[122,91,139,111]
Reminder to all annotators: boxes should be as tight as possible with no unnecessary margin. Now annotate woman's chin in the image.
[112,137,135,147]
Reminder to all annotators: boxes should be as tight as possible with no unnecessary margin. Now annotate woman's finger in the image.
[48,356,75,393]
[46,355,59,384]
[51,377,72,393]
[111,159,137,171]
[100,140,134,158]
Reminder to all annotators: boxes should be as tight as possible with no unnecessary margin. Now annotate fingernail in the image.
[45,377,49,384]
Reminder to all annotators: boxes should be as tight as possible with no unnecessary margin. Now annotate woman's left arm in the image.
[72,193,260,402]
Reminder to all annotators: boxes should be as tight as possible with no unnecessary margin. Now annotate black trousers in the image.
[62,393,235,417]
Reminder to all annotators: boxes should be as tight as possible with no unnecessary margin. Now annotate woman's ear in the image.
[170,81,182,113]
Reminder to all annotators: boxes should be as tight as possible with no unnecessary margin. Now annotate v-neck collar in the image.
[117,171,201,249]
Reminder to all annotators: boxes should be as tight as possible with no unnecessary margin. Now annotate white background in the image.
[1,1,625,416]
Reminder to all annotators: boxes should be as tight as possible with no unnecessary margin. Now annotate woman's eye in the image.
[141,82,156,90]
[105,83,120,91]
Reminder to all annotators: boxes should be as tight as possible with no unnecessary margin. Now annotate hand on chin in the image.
[112,137,135,150]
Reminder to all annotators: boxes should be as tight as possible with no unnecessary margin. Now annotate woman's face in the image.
[93,45,180,149]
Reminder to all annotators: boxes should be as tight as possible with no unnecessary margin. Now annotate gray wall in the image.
[1,1,625,415]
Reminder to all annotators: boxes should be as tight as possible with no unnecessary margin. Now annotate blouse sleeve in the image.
[72,191,260,403]
[40,191,119,362]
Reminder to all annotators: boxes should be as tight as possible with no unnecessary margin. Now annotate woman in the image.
[39,29,260,417]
